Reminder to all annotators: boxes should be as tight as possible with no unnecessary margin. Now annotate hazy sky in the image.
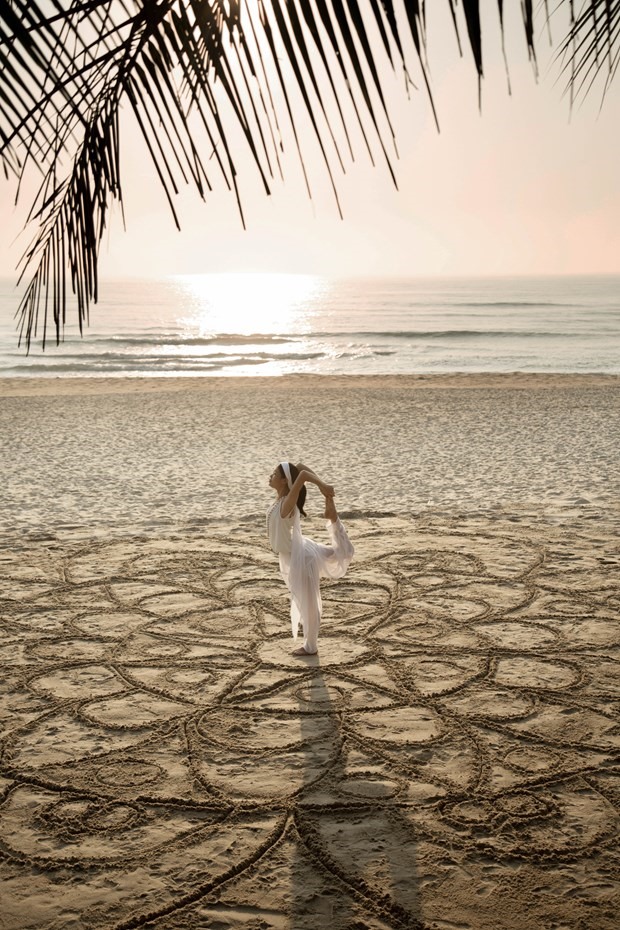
[1,2,619,283]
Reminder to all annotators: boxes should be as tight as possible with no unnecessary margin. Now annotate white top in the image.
[266,499,293,555]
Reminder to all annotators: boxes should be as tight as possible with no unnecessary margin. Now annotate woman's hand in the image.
[295,463,334,497]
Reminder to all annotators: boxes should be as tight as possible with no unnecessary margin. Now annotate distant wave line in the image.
[1,350,331,371]
[453,300,568,308]
[53,328,600,348]
[106,333,296,346]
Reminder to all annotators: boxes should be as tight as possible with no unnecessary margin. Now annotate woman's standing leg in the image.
[291,547,321,655]
[301,604,320,654]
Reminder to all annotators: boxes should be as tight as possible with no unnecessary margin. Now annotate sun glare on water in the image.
[174,272,325,336]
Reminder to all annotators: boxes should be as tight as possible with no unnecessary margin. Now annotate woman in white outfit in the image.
[267,461,354,656]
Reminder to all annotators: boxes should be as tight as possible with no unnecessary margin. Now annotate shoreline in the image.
[1,371,620,397]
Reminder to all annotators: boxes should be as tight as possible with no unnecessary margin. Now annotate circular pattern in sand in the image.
[340,775,399,798]
[196,709,334,751]
[2,510,619,929]
[447,686,535,719]
[294,682,346,708]
[348,706,443,744]
[473,620,558,649]
[494,656,580,690]
[444,798,496,825]
[504,746,561,773]
[81,802,141,833]
[96,760,164,787]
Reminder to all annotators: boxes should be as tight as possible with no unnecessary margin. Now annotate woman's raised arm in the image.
[281,468,335,518]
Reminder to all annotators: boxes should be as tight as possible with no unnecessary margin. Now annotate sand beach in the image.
[1,373,619,929]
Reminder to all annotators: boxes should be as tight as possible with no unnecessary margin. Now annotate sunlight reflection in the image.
[173,273,325,335]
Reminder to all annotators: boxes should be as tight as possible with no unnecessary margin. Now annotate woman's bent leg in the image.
[319,519,354,580]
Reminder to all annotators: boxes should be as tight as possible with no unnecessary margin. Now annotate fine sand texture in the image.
[1,373,620,537]
[1,375,619,929]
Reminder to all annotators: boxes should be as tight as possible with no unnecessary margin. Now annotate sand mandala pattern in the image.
[0,513,619,929]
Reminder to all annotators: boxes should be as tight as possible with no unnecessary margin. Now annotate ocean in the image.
[0,273,619,377]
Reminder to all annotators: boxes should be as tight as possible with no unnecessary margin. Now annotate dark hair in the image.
[278,462,307,516]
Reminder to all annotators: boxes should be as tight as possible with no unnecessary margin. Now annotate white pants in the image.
[279,518,354,652]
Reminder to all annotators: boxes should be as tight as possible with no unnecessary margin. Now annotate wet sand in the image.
[1,374,619,929]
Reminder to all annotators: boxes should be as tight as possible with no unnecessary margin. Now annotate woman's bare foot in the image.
[292,646,317,656]
[324,494,338,522]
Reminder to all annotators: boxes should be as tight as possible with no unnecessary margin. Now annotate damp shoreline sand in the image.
[1,373,619,929]
[2,371,620,395]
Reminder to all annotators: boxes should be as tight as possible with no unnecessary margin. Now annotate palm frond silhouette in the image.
[1,1,617,348]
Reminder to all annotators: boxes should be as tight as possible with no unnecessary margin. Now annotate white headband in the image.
[280,461,293,490]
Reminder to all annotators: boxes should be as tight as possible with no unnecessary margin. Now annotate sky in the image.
[1,1,619,284]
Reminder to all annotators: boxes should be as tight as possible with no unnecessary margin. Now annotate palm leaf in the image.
[0,0,616,349]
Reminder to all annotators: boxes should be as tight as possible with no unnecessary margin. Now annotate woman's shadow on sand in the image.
[290,657,421,929]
